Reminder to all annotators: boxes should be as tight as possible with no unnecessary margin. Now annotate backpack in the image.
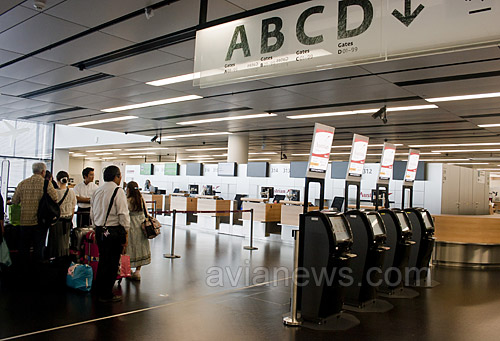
[37,180,65,228]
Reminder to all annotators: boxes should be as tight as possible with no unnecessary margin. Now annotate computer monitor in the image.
[189,184,199,195]
[173,188,180,193]
[205,185,214,195]
[331,197,344,211]
[260,187,274,199]
[273,195,285,203]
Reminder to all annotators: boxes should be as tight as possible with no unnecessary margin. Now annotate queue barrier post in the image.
[243,208,258,251]
[164,209,181,259]
[283,229,302,326]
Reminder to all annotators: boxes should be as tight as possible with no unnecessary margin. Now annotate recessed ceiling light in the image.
[177,113,276,125]
[426,92,500,103]
[69,116,137,127]
[162,132,231,140]
[146,72,200,86]
[186,147,228,151]
[94,152,113,156]
[87,149,122,152]
[102,95,203,113]
[120,152,157,156]
[287,104,437,119]
[68,152,74,154]
[478,123,500,128]
[409,142,500,148]
[124,147,169,151]
[432,149,500,153]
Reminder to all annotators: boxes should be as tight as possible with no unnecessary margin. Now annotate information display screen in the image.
[348,136,369,177]
[307,125,335,177]
[368,214,384,236]
[329,216,350,242]
[404,150,420,182]
[421,211,434,230]
[379,143,396,180]
[396,212,410,232]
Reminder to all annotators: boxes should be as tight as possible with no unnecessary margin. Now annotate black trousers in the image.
[19,225,48,264]
[95,226,126,299]
[77,207,91,227]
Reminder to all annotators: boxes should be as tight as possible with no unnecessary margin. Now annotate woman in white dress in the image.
[126,181,151,280]
[47,171,77,259]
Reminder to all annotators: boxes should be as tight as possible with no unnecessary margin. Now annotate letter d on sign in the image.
[338,0,373,39]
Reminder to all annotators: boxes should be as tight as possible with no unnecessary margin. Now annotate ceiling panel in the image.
[226,0,278,11]
[0,75,17,88]
[99,83,160,99]
[159,40,195,59]
[0,80,46,96]
[26,66,99,86]
[0,48,23,65]
[0,57,63,80]
[0,3,37,32]
[207,0,243,21]
[71,77,140,94]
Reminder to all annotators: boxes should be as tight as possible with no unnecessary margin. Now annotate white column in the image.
[227,134,249,164]
[53,149,70,174]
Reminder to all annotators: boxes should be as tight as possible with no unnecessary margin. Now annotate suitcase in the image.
[70,227,94,261]
[81,231,99,279]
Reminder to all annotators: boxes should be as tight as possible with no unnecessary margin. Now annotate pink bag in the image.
[118,254,131,278]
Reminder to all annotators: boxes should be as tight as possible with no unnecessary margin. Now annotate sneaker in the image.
[98,295,122,303]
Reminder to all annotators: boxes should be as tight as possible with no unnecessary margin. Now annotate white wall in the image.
[124,162,443,214]
[55,125,150,149]
[52,149,69,176]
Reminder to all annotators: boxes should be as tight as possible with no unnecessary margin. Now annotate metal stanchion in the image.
[283,229,302,326]
[164,209,181,259]
[243,209,258,250]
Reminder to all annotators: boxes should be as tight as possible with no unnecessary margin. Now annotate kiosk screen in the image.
[368,214,384,236]
[329,216,350,242]
[421,211,434,230]
[396,212,410,232]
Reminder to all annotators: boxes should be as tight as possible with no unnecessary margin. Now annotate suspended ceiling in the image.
[1,0,500,167]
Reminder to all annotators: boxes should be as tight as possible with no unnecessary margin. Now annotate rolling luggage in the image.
[70,227,94,261]
[81,231,99,279]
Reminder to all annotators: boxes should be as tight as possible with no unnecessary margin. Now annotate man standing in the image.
[74,167,98,227]
[91,166,129,303]
[12,162,58,263]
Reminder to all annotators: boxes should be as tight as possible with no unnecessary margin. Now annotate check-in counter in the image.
[241,198,281,239]
[433,214,500,268]
[195,195,231,230]
[170,193,197,225]
[279,201,319,243]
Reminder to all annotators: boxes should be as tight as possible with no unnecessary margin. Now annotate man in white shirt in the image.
[90,166,130,303]
[73,167,98,227]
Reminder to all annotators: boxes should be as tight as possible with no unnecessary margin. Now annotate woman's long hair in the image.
[126,181,143,212]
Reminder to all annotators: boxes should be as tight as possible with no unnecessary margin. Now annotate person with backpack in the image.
[90,166,129,303]
[12,162,58,265]
[46,171,77,260]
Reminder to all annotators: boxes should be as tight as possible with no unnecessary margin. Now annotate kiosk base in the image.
[343,299,393,313]
[378,287,420,299]
[296,312,360,331]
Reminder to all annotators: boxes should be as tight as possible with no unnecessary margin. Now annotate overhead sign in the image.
[379,142,396,180]
[194,0,500,87]
[347,134,369,178]
[306,123,335,179]
[404,149,420,182]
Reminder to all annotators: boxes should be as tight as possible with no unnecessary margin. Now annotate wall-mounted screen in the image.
[218,162,237,176]
[331,162,349,179]
[140,163,154,175]
[290,161,308,178]
[247,162,269,177]
[186,163,203,176]
[393,161,426,180]
[164,162,179,176]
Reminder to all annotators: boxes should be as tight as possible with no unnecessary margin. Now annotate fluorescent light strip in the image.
[129,156,146,159]
[213,154,228,157]
[124,147,169,151]
[477,168,500,170]
[450,163,489,165]
[87,149,122,153]
[102,95,203,113]
[102,157,117,160]
[94,153,113,156]
[146,72,200,86]
[410,143,500,148]
[332,143,403,149]
[248,158,271,161]
[478,123,500,128]
[249,152,277,155]
[163,132,231,140]
[432,149,500,153]
[86,157,102,161]
[179,158,214,161]
[419,159,469,162]
[69,116,137,127]
[287,105,437,119]
[177,113,276,125]
[68,152,74,154]
[189,155,211,158]
[186,147,228,152]
[120,152,157,156]
[72,154,87,157]
[395,152,440,155]
[426,92,500,103]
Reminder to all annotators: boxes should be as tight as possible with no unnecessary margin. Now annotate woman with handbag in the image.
[125,181,151,280]
[47,171,77,259]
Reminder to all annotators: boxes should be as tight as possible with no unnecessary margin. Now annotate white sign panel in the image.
[306,123,335,179]
[478,170,486,184]
[194,0,500,87]
[379,142,396,180]
[347,134,369,177]
[404,149,420,182]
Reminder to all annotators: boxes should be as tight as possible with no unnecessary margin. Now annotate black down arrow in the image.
[392,0,424,27]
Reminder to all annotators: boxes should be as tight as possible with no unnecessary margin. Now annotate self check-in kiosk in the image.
[378,209,418,297]
[298,211,356,322]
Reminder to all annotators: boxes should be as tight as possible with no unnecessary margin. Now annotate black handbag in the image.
[141,199,161,239]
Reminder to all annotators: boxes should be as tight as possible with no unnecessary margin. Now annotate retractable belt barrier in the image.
[160,208,256,259]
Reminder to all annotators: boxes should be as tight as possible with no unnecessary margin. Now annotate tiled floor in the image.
[1,224,500,340]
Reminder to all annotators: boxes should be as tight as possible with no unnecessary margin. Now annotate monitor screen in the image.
[396,212,410,232]
[273,195,285,203]
[368,214,384,236]
[329,216,350,242]
[189,184,199,194]
[421,211,434,229]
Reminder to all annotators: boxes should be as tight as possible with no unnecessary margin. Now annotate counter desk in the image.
[279,201,319,243]
[241,198,281,239]
[170,193,197,225]
[433,214,500,268]
[195,195,231,230]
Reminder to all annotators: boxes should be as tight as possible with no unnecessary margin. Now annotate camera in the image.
[33,0,47,11]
